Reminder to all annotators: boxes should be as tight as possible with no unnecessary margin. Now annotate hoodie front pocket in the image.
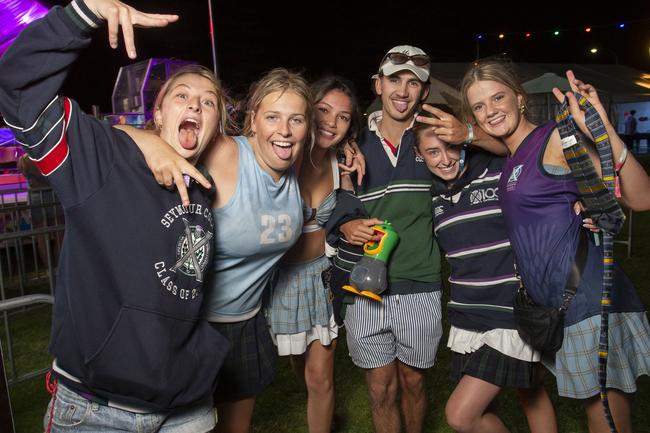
[85,305,228,410]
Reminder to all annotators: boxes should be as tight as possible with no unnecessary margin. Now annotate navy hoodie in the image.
[0,1,229,411]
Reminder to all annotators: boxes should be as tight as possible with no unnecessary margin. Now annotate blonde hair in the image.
[459,60,528,122]
[242,68,313,146]
[152,64,231,135]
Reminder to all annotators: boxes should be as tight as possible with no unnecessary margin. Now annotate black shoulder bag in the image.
[513,230,588,354]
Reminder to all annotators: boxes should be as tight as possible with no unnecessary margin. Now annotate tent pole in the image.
[207,0,218,78]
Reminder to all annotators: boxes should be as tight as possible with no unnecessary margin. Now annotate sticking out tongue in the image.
[273,143,293,160]
[179,121,198,149]
[393,100,408,113]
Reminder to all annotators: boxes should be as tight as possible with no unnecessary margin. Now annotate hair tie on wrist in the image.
[465,123,474,145]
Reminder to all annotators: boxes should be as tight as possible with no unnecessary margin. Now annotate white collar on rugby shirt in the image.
[367,110,418,167]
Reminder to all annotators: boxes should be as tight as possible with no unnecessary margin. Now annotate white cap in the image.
[375,45,430,82]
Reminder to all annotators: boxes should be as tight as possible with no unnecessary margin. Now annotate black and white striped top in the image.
[432,151,519,332]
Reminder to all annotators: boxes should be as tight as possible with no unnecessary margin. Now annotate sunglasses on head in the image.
[382,52,430,67]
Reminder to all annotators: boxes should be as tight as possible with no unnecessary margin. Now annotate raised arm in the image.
[552,70,650,211]
[115,125,211,206]
[0,1,103,133]
[416,104,508,155]
[0,0,177,207]
[0,0,176,129]
[83,0,177,59]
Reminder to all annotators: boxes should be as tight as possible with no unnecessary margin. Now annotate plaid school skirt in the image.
[542,311,650,399]
[211,312,277,402]
[450,344,536,388]
[266,256,337,354]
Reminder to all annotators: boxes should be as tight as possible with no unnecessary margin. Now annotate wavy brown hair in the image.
[459,60,528,122]
[310,75,361,148]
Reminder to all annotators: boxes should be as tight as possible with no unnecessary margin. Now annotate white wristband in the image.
[465,123,474,145]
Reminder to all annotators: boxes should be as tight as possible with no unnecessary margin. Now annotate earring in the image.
[519,105,526,114]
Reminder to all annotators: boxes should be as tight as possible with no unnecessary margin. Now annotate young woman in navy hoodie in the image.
[0,1,231,431]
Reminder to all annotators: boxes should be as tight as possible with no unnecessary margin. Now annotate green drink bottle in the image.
[342,221,399,302]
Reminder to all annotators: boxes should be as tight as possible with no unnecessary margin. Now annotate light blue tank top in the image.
[205,136,303,322]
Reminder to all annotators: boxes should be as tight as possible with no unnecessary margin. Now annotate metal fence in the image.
[0,185,63,385]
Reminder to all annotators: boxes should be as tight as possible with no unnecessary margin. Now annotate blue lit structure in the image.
[0,0,48,56]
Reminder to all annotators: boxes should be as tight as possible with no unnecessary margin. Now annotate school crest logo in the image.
[172,218,213,282]
[469,187,498,205]
[506,164,524,191]
[508,165,523,183]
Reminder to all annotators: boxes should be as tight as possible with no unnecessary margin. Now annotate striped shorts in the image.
[344,291,443,369]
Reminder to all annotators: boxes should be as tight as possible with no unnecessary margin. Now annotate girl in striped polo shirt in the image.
[414,111,558,433]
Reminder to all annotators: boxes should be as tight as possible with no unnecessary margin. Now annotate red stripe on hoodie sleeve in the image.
[34,98,71,176]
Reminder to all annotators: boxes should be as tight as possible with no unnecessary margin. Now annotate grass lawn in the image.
[253,229,650,433]
[3,159,650,433]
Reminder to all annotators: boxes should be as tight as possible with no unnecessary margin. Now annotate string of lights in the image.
[470,16,650,65]
[474,17,650,41]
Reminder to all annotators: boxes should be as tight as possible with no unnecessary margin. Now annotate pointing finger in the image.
[415,115,444,128]
[566,70,579,92]
[552,87,566,104]
[566,92,581,115]
[106,6,119,49]
[132,13,179,27]
[174,173,190,207]
[423,105,446,118]
[119,6,136,58]
[183,164,211,189]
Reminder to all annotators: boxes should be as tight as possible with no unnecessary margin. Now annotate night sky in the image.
[37,0,650,113]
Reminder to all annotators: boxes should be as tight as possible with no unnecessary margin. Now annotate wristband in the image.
[614,147,627,198]
[465,122,474,145]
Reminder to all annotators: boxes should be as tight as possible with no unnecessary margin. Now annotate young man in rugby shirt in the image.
[326,46,505,433]
[326,45,439,433]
